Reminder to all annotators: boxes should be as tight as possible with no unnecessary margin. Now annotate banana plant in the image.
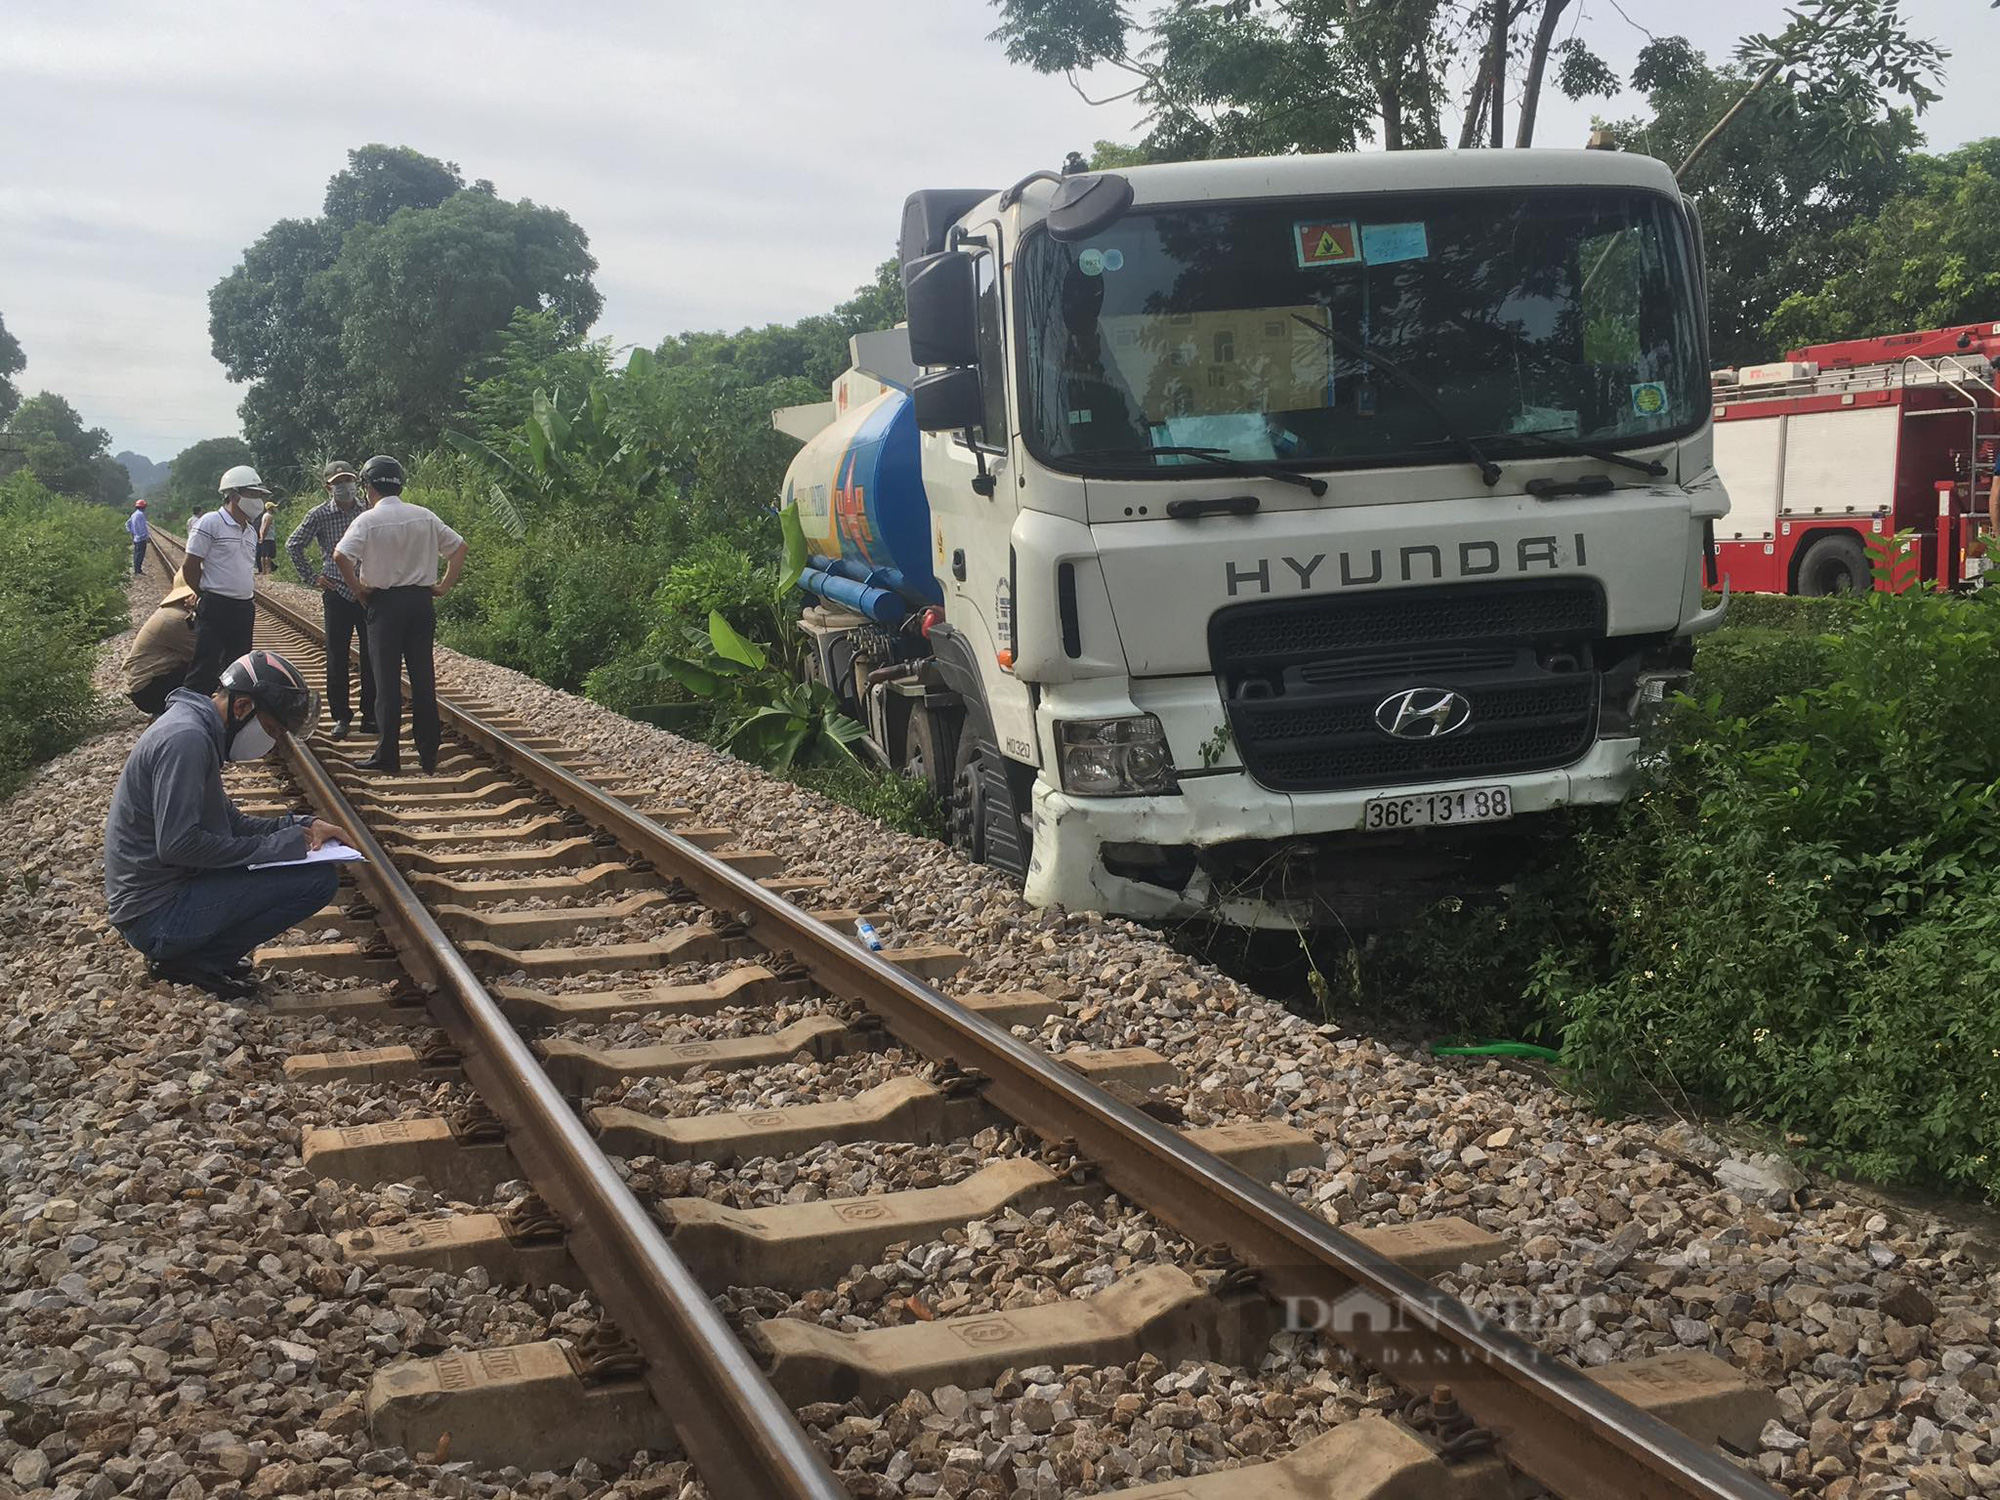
[645,609,864,771]
[444,363,661,532]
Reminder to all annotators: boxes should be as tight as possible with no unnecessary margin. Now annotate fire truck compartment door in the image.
[1713,416,1784,539]
[1779,407,1898,516]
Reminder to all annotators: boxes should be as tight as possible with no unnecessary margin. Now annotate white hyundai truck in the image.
[775,148,1728,926]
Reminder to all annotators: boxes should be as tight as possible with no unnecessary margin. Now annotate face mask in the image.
[224,712,277,762]
[332,481,358,505]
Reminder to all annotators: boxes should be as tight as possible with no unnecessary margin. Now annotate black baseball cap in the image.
[323,460,357,480]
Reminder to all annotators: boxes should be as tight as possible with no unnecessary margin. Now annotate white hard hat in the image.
[217,464,270,496]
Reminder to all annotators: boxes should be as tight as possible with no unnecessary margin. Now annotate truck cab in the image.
[779,149,1728,927]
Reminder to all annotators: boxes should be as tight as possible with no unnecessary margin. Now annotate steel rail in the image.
[224,549,1776,1500]
[275,725,848,1500]
[143,536,848,1500]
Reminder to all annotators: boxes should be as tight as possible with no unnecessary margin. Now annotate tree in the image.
[1765,139,2000,349]
[331,187,601,453]
[0,312,23,428]
[987,0,1618,156]
[167,436,256,517]
[1610,35,1926,363]
[209,144,601,465]
[0,393,118,503]
[987,0,1940,161]
[1677,0,1943,180]
[657,257,906,394]
[207,216,345,469]
[91,456,133,509]
[459,309,613,440]
[321,144,462,231]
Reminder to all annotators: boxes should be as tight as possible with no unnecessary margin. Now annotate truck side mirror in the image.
[910,367,985,433]
[904,251,981,368]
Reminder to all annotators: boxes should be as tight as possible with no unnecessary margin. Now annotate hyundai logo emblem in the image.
[1374,688,1472,739]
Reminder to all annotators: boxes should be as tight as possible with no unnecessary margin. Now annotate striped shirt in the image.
[285,498,366,602]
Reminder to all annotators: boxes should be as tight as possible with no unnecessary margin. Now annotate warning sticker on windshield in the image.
[1294,220,1359,268]
[1361,222,1429,265]
[1630,381,1669,417]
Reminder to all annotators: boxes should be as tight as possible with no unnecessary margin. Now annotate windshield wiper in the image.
[1291,315,1502,487]
[1071,445,1328,496]
[1481,427,1668,478]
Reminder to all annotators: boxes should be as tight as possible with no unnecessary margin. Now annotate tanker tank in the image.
[782,386,941,623]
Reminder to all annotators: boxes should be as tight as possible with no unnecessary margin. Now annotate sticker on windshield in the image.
[1294,219,1359,268]
[1077,248,1105,276]
[1361,222,1429,265]
[1100,248,1124,271]
[1630,381,1669,418]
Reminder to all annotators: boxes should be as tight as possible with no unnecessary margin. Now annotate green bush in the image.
[1681,625,1837,724]
[1535,589,2000,1197]
[0,471,126,794]
[1705,590,1861,634]
[652,535,801,673]
[0,595,106,796]
[1328,594,2000,1200]
[787,760,944,841]
[0,470,128,637]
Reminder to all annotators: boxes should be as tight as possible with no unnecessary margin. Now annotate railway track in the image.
[148,534,1783,1499]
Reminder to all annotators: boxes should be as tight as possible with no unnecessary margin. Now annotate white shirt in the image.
[334,496,465,589]
[184,505,259,599]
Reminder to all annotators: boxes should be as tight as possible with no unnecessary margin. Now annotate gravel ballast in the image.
[2,568,1996,1500]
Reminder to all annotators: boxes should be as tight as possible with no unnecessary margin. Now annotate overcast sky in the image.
[1,0,1987,462]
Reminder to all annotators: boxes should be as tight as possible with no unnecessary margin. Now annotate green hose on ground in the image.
[1432,1041,1565,1063]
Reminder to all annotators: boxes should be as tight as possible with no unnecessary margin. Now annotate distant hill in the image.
[116,451,170,496]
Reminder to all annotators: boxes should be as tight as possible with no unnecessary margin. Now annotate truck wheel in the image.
[901,706,958,800]
[1797,534,1869,596]
[947,733,987,863]
[947,729,1034,877]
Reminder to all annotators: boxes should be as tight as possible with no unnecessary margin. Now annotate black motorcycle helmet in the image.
[218,649,320,748]
[359,454,406,493]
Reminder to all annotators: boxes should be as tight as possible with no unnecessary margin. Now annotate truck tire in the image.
[1796,533,1869,596]
[947,728,1033,877]
[901,704,959,800]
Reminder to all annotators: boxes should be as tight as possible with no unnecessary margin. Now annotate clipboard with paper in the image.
[248,840,366,872]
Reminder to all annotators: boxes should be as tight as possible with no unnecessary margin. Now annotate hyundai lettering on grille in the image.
[1374,688,1473,739]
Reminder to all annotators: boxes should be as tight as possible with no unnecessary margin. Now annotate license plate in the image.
[1362,785,1512,831]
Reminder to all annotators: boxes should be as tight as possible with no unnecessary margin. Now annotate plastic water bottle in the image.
[855,918,884,952]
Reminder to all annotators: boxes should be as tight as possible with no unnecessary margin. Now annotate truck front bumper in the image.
[1023,736,1644,927]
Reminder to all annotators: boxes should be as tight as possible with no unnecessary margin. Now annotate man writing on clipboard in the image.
[104,649,355,1000]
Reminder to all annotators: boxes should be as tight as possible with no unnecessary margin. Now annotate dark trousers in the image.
[131,538,147,575]
[186,592,256,695]
[367,585,439,769]
[322,591,376,727]
[115,863,340,974]
[129,671,187,717]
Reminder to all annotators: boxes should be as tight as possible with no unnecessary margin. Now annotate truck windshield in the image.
[1017,188,1703,479]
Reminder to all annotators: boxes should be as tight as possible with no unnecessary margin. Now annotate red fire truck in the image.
[1711,322,2000,594]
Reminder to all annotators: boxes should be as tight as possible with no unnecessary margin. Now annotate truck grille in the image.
[1211,581,1605,793]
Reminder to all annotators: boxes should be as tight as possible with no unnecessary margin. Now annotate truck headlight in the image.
[1056,716,1179,797]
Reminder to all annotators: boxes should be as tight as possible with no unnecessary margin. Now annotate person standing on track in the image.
[104,648,352,1000]
[123,578,200,715]
[256,498,280,575]
[334,455,467,773]
[180,465,268,694]
[126,498,150,576]
[286,460,376,742]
